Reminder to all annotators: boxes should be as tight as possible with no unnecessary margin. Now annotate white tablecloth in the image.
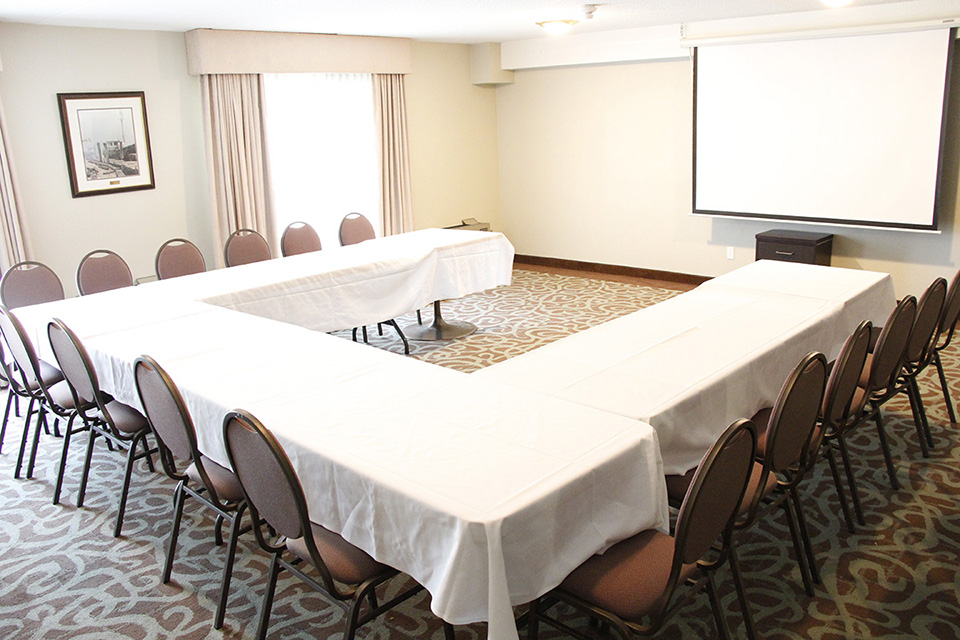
[13,229,669,640]
[475,261,896,474]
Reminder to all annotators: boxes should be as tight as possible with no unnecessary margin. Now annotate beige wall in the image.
[0,22,210,295]
[0,28,499,294]
[496,46,960,298]
[406,41,501,231]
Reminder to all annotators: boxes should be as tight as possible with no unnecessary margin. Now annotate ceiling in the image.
[0,0,949,44]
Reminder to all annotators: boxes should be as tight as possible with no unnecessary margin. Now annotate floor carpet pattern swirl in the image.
[0,268,958,639]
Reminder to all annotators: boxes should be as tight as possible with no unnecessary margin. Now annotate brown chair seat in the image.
[561,528,698,621]
[48,380,80,410]
[38,360,64,388]
[99,399,149,434]
[286,521,387,585]
[186,457,245,503]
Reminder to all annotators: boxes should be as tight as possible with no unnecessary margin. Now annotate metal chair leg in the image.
[872,407,900,490]
[905,382,931,458]
[790,486,820,585]
[781,498,815,596]
[727,540,757,640]
[255,552,282,640]
[836,434,866,526]
[114,436,142,537]
[77,428,98,507]
[934,352,956,423]
[214,502,246,630]
[53,414,80,505]
[824,443,855,533]
[162,481,188,582]
[13,397,38,479]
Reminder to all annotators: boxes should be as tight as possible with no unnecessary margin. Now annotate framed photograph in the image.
[57,91,155,198]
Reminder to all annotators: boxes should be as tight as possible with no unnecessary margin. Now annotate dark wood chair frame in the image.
[222,409,433,640]
[527,418,758,640]
[134,355,248,630]
[47,318,156,537]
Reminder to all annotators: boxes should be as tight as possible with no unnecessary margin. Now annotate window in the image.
[262,73,381,249]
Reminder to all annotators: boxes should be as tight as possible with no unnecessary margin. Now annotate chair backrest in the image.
[47,318,105,413]
[821,320,872,430]
[155,238,206,280]
[0,261,65,309]
[224,229,271,267]
[937,269,960,351]
[76,249,134,295]
[0,305,44,393]
[866,295,917,394]
[674,418,757,567]
[905,277,947,367]
[134,355,199,481]
[281,221,322,257]
[338,213,376,246]
[223,409,308,541]
[763,351,828,474]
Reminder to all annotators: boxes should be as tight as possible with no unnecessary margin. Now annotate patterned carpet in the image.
[1,268,959,639]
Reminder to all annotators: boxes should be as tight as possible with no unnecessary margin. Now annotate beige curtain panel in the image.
[0,96,28,270]
[373,74,413,237]
[201,73,274,266]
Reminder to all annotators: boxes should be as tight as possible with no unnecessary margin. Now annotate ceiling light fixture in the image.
[537,19,578,36]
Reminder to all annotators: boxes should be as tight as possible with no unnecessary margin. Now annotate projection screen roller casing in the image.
[693,28,953,231]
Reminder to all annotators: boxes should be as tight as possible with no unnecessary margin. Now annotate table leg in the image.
[406,300,477,341]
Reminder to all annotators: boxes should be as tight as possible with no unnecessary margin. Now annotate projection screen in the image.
[693,28,954,231]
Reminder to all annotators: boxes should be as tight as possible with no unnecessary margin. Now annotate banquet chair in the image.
[47,318,156,537]
[76,249,134,295]
[0,260,65,420]
[338,212,413,353]
[155,238,206,280]
[738,352,827,594]
[0,305,74,481]
[338,212,376,247]
[817,321,873,532]
[854,295,917,491]
[224,228,271,267]
[222,408,426,640]
[528,418,757,640]
[896,277,947,459]
[665,351,826,640]
[134,355,247,630]
[933,269,960,423]
[0,260,65,309]
[280,221,322,257]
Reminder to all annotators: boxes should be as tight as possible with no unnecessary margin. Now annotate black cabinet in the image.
[755,230,833,266]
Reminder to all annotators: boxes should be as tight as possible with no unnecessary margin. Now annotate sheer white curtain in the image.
[262,73,380,249]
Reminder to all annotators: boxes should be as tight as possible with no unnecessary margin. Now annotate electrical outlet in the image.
[726,246,735,260]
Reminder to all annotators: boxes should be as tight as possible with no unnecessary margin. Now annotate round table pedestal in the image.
[406,300,477,341]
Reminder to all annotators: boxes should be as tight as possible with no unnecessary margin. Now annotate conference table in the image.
[476,260,897,475]
[14,228,669,640]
